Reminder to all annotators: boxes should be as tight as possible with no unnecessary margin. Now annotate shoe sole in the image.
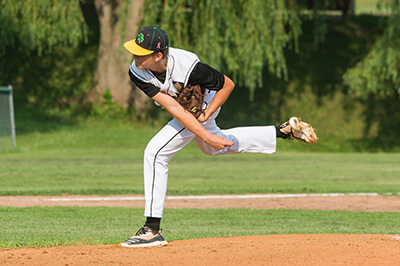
[289,117,318,144]
[120,240,168,248]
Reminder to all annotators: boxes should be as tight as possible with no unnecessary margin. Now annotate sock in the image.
[275,125,289,139]
[144,217,161,232]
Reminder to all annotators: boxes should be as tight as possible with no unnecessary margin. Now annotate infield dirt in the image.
[1,194,400,265]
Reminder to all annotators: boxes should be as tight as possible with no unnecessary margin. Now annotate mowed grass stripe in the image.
[1,151,400,195]
[0,207,399,248]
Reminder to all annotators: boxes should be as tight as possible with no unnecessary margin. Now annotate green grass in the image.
[0,206,399,248]
[0,122,399,196]
[1,120,399,248]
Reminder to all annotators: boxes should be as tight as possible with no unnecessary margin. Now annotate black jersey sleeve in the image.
[129,70,160,98]
[187,62,225,91]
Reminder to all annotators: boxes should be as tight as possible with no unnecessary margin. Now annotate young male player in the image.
[121,26,317,248]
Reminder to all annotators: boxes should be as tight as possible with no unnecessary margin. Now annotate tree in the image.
[0,0,303,107]
[88,0,303,104]
[0,0,151,112]
[2,0,399,110]
[140,0,302,100]
[0,0,87,55]
[86,0,151,112]
[343,0,400,97]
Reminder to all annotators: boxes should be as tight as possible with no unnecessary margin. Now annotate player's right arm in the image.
[129,67,234,151]
[152,92,234,151]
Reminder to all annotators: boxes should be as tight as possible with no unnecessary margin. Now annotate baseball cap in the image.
[124,26,169,56]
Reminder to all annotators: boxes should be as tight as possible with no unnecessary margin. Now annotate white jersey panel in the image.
[129,48,200,97]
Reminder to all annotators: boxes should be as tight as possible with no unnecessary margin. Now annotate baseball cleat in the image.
[278,117,318,144]
[121,226,168,248]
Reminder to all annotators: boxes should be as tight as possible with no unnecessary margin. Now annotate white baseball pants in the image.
[143,108,277,218]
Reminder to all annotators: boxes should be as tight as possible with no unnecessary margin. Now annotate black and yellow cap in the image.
[124,26,169,56]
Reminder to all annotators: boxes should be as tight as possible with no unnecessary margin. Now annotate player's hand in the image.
[197,112,208,123]
[204,133,234,151]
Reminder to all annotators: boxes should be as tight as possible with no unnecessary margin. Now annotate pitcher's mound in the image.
[2,234,400,265]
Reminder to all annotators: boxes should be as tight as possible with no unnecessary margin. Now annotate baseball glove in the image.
[175,84,206,118]
[288,117,318,144]
[278,117,318,144]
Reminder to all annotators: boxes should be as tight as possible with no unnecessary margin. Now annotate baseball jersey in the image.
[128,48,225,99]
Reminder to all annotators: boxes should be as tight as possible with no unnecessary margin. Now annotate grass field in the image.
[0,121,399,248]
[1,151,400,196]
[1,207,399,248]
[1,122,399,196]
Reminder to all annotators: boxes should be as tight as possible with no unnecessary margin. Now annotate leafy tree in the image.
[2,0,399,111]
[0,0,303,108]
[343,0,400,97]
[87,0,151,113]
[0,0,87,55]
[0,0,149,111]
[141,0,302,99]
[0,0,95,109]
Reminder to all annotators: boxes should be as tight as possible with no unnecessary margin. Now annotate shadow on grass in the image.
[14,105,78,135]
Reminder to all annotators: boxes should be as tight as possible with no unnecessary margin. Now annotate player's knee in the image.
[144,143,157,159]
[144,143,171,164]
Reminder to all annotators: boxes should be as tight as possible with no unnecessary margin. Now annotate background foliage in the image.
[0,0,87,55]
[343,0,400,96]
[0,0,98,110]
[141,0,302,99]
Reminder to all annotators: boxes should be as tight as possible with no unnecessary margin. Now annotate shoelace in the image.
[135,227,149,236]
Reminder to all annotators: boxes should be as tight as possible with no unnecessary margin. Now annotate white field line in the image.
[39,193,394,202]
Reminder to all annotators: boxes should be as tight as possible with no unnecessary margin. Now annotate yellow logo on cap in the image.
[137,33,144,43]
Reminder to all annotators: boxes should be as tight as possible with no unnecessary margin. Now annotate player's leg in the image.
[195,124,277,155]
[193,108,276,156]
[142,119,196,218]
[194,111,317,156]
[121,118,196,248]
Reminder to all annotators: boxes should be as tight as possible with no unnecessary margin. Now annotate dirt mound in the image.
[1,194,400,265]
[1,234,400,265]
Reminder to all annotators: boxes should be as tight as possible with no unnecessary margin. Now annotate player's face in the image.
[133,53,156,69]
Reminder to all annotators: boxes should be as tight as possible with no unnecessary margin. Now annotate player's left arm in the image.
[197,75,235,123]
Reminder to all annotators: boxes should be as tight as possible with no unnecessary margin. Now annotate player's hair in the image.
[153,48,169,59]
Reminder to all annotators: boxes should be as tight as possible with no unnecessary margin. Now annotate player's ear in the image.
[153,52,164,62]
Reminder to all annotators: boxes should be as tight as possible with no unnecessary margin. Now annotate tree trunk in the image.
[88,0,151,112]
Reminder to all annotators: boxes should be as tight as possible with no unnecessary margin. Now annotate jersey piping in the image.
[150,126,186,217]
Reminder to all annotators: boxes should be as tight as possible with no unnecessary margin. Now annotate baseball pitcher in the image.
[120,26,318,248]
